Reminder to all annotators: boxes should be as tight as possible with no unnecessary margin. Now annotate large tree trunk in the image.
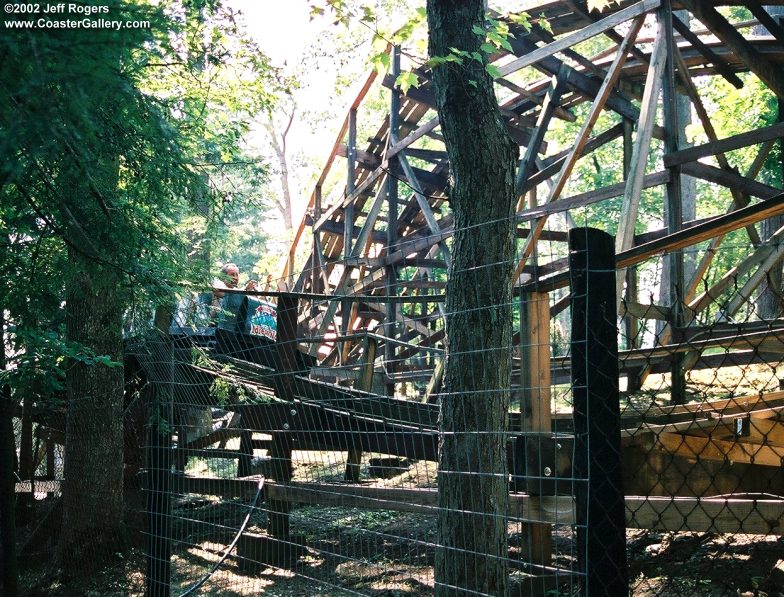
[427,1,518,594]
[55,266,125,574]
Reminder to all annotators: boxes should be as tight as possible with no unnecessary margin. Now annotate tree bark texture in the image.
[427,1,518,594]
[55,266,125,574]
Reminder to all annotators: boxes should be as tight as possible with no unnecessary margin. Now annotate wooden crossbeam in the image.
[617,192,784,268]
[680,0,784,98]
[656,431,784,467]
[664,122,784,168]
[681,161,781,199]
[690,223,784,313]
[513,16,645,282]
[498,0,659,77]
[671,13,744,89]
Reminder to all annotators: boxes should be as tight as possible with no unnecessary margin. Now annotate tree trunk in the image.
[427,2,518,595]
[55,267,125,574]
[265,112,295,231]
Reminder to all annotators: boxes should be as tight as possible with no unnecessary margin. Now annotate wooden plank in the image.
[616,192,784,268]
[626,495,784,534]
[664,122,784,168]
[521,291,553,565]
[497,0,660,77]
[615,23,668,268]
[656,431,784,467]
[681,161,781,199]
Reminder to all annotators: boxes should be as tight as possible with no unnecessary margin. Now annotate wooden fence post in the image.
[569,227,628,596]
[268,293,297,548]
[519,291,553,566]
[344,336,377,482]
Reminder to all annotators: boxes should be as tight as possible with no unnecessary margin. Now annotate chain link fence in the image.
[6,224,784,595]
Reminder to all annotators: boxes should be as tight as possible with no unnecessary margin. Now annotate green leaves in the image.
[395,71,420,94]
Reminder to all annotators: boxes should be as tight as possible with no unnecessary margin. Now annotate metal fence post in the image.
[569,227,628,596]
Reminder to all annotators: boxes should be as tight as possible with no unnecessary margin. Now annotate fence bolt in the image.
[283,423,290,430]
[544,467,552,477]
[290,409,297,416]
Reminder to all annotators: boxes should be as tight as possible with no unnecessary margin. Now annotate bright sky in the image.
[230,1,319,65]
[228,0,370,228]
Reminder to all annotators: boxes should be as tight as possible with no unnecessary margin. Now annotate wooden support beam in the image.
[680,161,781,199]
[520,291,553,565]
[513,16,645,282]
[515,68,569,197]
[716,225,784,320]
[670,13,743,89]
[661,0,687,404]
[562,0,652,67]
[664,122,784,168]
[498,0,659,78]
[344,337,377,482]
[617,191,784,269]
[673,42,761,305]
[508,35,644,125]
[615,24,668,265]
[746,0,784,46]
[398,152,452,266]
[689,222,784,314]
[656,431,784,467]
[680,0,784,99]
[387,117,439,160]
[498,77,576,122]
[522,123,627,194]
[283,65,380,283]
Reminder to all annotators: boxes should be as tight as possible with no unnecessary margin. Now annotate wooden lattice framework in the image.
[281,0,784,391]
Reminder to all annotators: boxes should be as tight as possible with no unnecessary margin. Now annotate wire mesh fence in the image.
[7,221,784,596]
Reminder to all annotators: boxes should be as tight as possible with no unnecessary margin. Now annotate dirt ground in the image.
[19,494,784,596]
[18,363,784,595]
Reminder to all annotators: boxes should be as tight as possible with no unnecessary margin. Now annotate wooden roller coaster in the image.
[17,0,784,579]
